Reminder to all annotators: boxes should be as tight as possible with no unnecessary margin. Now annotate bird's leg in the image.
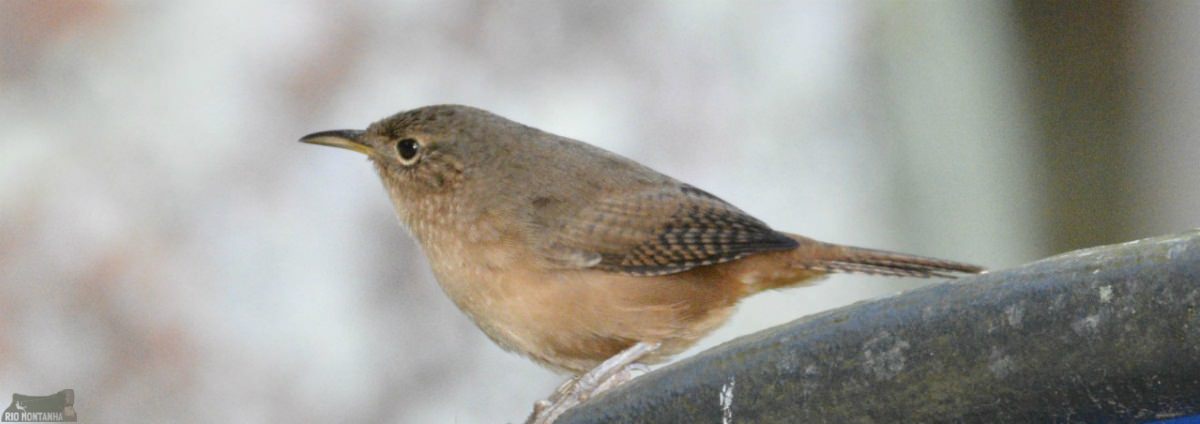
[572,341,659,400]
[526,341,660,424]
[593,363,650,394]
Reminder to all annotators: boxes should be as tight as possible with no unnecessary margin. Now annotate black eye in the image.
[396,138,420,164]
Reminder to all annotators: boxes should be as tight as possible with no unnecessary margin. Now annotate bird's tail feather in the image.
[788,234,985,279]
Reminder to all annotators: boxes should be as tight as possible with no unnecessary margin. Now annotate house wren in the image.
[300,104,983,423]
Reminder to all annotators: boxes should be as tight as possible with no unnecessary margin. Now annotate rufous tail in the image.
[787,234,985,279]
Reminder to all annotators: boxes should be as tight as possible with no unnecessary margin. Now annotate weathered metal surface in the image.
[559,231,1200,423]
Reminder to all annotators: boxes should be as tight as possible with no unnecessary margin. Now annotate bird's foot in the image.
[525,342,660,424]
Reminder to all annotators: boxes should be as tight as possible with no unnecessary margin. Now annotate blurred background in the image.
[1,1,1197,422]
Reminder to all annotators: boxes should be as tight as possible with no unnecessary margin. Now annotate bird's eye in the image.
[396,138,420,164]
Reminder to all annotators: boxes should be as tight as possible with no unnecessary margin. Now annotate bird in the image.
[300,104,984,423]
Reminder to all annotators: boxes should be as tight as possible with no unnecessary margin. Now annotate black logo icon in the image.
[2,390,76,422]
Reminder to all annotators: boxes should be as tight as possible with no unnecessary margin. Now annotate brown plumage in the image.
[300,104,984,419]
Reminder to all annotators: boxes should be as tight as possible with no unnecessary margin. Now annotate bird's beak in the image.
[299,129,373,156]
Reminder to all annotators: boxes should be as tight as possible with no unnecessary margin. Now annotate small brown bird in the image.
[301,105,983,423]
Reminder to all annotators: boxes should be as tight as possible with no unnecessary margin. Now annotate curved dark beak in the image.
[299,129,372,156]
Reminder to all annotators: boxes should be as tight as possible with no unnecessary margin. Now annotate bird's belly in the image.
[431,263,744,374]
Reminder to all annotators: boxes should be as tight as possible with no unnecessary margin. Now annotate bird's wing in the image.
[535,184,798,276]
